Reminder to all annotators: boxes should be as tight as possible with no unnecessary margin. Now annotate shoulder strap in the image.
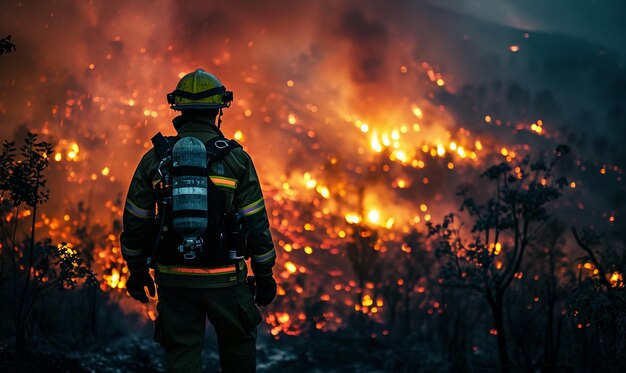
[204,137,240,217]
[205,137,242,164]
[150,132,180,160]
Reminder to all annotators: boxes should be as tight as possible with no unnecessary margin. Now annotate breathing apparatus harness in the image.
[148,131,247,268]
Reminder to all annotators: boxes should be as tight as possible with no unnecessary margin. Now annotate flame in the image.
[609,272,624,288]
[436,144,445,157]
[284,261,298,274]
[345,213,362,224]
[362,294,374,307]
[494,243,502,256]
[367,209,380,224]
[370,132,382,153]
[67,143,79,160]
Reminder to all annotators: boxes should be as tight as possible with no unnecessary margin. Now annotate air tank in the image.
[171,137,208,253]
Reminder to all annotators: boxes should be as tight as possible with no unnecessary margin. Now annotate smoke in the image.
[0,0,624,235]
[338,9,390,84]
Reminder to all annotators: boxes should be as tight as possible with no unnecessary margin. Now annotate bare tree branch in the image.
[571,227,612,292]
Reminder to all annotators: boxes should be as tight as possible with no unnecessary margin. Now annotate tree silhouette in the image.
[0,133,95,353]
[427,145,570,372]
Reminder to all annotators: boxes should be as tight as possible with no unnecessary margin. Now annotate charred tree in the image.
[428,145,570,372]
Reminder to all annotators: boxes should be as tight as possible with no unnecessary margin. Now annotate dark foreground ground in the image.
[0,332,497,373]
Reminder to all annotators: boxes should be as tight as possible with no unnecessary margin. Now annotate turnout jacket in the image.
[120,114,276,288]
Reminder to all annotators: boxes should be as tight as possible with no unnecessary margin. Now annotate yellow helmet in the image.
[167,69,233,111]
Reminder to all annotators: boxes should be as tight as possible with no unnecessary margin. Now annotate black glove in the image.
[126,271,155,303]
[255,276,277,306]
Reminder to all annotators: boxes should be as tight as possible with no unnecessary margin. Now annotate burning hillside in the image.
[1,1,625,365]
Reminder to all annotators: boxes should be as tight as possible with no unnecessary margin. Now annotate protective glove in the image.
[126,271,155,303]
[254,276,277,306]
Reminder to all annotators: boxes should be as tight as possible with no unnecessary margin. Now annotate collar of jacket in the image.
[172,114,225,137]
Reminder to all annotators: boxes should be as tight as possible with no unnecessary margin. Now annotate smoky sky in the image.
[0,0,624,231]
[425,0,626,55]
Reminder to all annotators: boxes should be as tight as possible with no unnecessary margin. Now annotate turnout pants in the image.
[154,282,262,373]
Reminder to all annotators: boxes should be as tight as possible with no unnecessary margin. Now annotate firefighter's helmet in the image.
[167,69,233,111]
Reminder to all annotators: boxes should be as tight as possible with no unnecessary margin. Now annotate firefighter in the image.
[120,69,277,373]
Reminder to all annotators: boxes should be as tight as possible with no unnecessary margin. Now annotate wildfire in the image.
[3,0,613,341]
